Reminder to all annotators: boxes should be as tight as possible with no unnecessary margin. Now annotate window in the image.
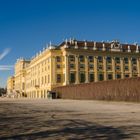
[125,66,129,71]
[133,74,138,77]
[132,58,137,64]
[132,66,137,71]
[57,64,61,69]
[48,65,50,70]
[116,74,121,79]
[125,74,129,78]
[124,58,128,64]
[70,73,75,83]
[106,57,112,63]
[57,74,61,83]
[80,73,85,83]
[98,56,103,63]
[89,73,94,82]
[79,55,85,62]
[89,56,94,62]
[116,66,120,70]
[98,65,103,70]
[56,56,61,62]
[48,75,50,83]
[70,64,75,69]
[89,64,94,69]
[80,64,85,69]
[115,57,120,63]
[107,65,112,71]
[69,55,75,62]
[108,74,112,80]
[98,74,104,81]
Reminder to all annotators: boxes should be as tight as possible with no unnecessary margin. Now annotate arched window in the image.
[56,56,61,62]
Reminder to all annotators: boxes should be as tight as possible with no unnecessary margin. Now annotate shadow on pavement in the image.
[0,119,132,140]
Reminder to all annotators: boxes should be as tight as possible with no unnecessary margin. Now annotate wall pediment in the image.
[111,41,121,52]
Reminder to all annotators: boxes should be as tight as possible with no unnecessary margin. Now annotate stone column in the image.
[120,57,124,79]
[112,57,116,80]
[85,56,89,83]
[64,55,69,85]
[129,57,132,77]
[75,55,80,84]
[103,56,107,81]
[137,58,140,77]
[94,56,98,82]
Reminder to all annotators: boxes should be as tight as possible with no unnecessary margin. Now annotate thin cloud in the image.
[0,65,13,71]
[0,48,11,61]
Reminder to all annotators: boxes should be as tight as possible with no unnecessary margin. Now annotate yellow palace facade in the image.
[7,39,140,98]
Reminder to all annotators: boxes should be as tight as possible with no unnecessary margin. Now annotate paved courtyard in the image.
[0,98,140,140]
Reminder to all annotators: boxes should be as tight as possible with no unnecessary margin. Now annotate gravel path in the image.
[0,98,140,140]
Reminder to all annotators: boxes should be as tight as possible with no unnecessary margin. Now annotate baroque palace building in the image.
[7,39,140,98]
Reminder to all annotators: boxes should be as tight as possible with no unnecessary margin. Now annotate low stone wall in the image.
[53,78,140,102]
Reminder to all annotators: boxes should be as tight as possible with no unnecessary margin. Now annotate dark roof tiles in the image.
[59,40,139,52]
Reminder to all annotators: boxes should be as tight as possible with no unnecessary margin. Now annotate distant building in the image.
[8,39,140,98]
[7,76,15,94]
[14,58,30,97]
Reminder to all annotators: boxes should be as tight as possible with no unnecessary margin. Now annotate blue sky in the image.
[0,0,140,87]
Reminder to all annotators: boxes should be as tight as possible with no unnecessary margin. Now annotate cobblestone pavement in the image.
[0,98,140,140]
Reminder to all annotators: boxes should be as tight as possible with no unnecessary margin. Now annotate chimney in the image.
[75,41,78,49]
[93,42,97,50]
[128,45,131,52]
[64,39,69,48]
[84,41,87,49]
[49,41,55,49]
[102,43,105,51]
[69,38,72,44]
[136,44,139,53]
[72,38,75,44]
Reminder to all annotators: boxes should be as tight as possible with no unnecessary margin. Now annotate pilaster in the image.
[120,57,124,79]
[137,58,140,77]
[103,56,107,81]
[75,55,80,84]
[129,57,132,77]
[85,56,89,83]
[64,55,69,85]
[112,57,115,80]
[52,56,56,85]
[94,56,98,82]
